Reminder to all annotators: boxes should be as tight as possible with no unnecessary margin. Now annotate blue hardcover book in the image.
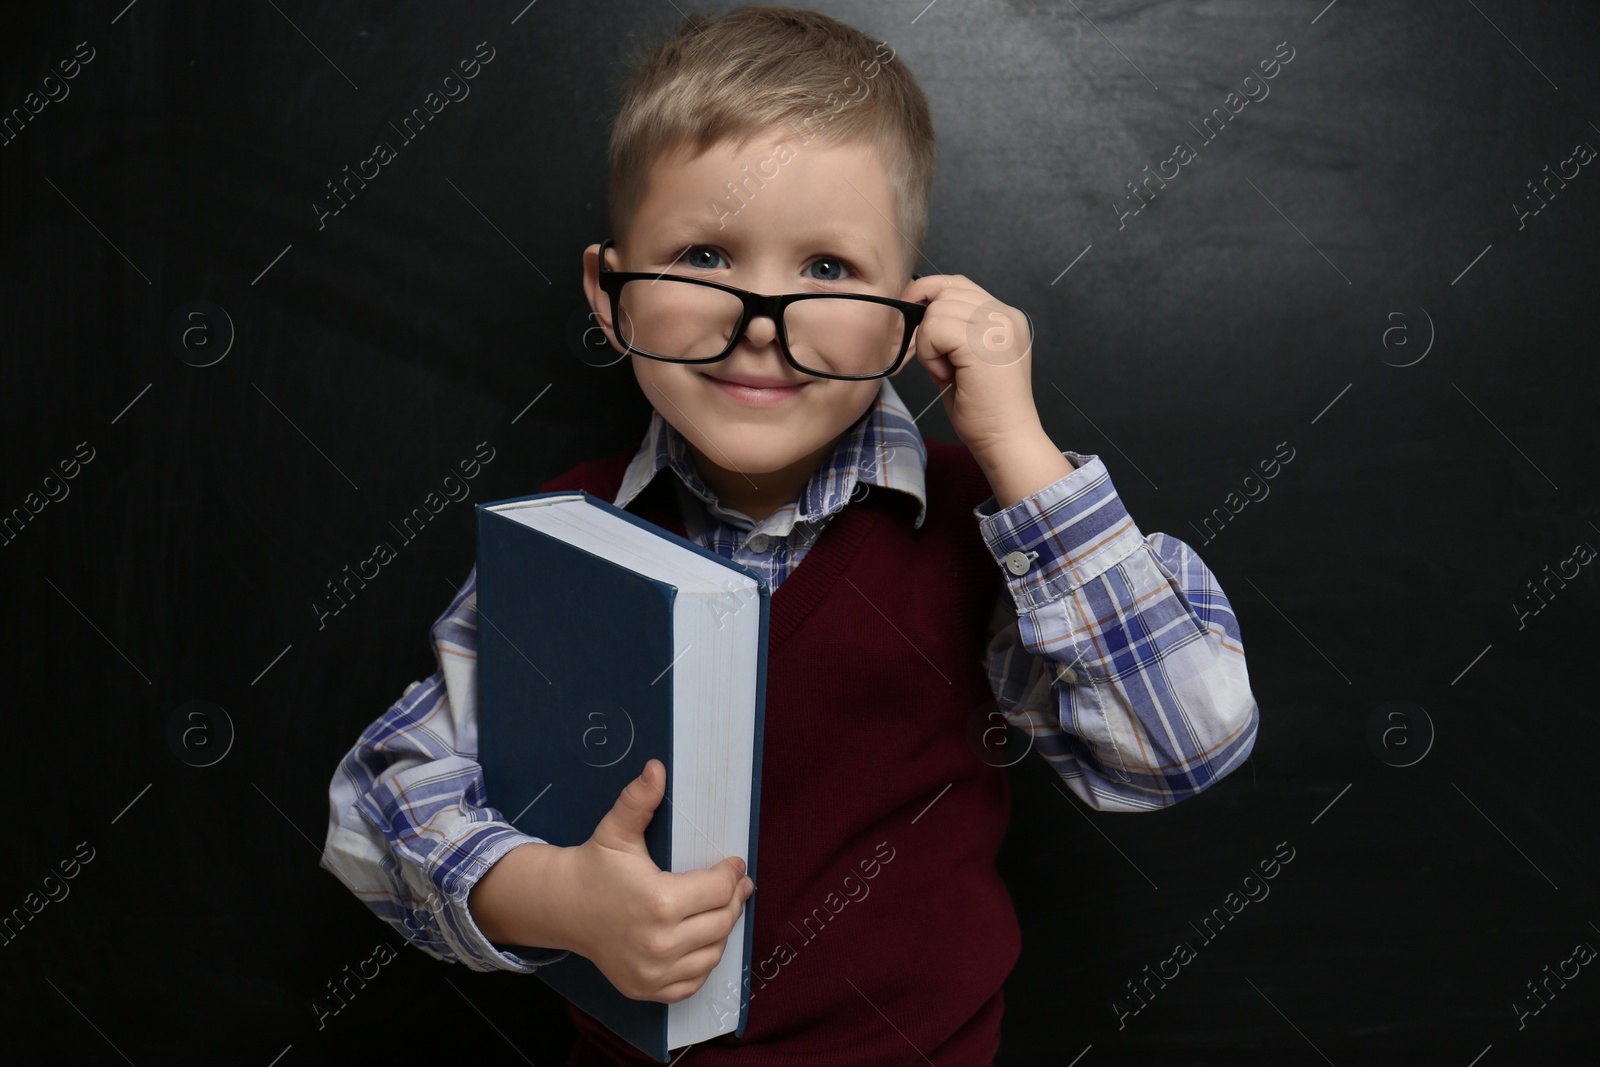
[475,489,769,1062]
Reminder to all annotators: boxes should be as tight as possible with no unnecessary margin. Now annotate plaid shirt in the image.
[321,379,1259,972]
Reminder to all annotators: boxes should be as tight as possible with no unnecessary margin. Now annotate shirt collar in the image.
[614,378,929,531]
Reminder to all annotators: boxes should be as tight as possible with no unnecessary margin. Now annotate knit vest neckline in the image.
[616,464,893,649]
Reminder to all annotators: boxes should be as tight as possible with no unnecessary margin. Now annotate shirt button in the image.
[1057,664,1078,684]
[747,533,770,553]
[1004,550,1031,576]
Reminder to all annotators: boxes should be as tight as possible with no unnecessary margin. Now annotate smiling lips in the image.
[705,373,810,407]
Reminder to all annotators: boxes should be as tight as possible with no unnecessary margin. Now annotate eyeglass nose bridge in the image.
[742,290,787,317]
[733,290,790,339]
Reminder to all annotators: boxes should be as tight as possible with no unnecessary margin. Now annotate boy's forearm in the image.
[467,841,581,953]
[973,423,1077,511]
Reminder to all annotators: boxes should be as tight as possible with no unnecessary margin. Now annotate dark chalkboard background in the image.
[3,1,1597,1063]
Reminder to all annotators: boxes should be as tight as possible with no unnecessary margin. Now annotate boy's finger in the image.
[674,891,749,956]
[672,859,752,917]
[592,760,667,855]
[659,938,732,992]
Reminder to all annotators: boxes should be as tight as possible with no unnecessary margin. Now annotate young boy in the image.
[321,7,1259,1064]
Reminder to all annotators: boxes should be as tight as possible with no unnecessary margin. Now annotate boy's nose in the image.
[737,313,779,351]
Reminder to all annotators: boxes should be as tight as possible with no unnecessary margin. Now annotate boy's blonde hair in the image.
[607,5,936,283]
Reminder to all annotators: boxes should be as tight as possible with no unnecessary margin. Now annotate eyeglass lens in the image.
[615,277,904,377]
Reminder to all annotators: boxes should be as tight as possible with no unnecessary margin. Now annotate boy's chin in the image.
[692,436,817,477]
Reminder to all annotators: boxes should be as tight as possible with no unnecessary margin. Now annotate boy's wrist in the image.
[971,424,1077,511]
[467,840,581,954]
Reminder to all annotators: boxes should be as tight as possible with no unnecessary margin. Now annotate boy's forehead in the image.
[634,132,901,269]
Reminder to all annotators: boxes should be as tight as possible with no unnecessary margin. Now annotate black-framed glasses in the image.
[595,237,925,381]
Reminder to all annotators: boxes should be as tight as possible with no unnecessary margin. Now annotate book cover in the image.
[475,489,769,1061]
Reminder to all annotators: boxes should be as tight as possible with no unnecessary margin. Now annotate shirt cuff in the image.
[974,451,1145,613]
[427,825,572,972]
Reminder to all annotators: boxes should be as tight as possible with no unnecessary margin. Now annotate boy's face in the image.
[582,126,914,496]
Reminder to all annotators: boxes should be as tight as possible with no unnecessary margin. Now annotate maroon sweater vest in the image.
[539,436,1022,1066]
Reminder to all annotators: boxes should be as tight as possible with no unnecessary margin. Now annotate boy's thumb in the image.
[596,759,665,852]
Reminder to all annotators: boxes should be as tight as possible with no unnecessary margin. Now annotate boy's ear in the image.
[581,242,617,337]
[579,242,632,362]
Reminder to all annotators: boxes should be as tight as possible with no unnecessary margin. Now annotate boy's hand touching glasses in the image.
[901,274,1042,461]
[901,274,1076,508]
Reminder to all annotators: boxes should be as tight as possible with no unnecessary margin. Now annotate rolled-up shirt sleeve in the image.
[320,565,570,972]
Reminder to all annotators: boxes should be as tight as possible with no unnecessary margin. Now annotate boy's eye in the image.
[677,247,855,284]
[805,257,852,282]
[682,245,727,270]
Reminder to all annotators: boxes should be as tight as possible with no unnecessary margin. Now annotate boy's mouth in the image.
[703,373,811,407]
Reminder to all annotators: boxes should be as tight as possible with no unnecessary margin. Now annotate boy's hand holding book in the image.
[469,759,756,1004]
